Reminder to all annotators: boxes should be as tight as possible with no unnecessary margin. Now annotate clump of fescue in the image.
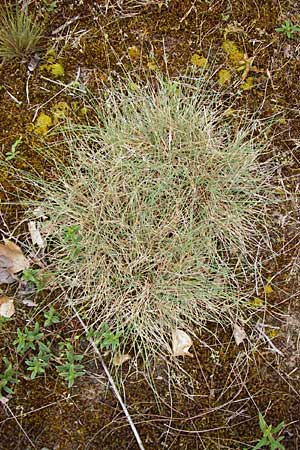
[0,3,42,60]
[27,77,274,358]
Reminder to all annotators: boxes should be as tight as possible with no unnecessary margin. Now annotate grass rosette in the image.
[25,77,275,360]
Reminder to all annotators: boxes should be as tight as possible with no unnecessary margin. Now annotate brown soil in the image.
[1,1,300,449]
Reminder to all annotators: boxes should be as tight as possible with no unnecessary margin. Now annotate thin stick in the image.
[72,307,146,450]
[51,15,81,35]
[4,403,37,449]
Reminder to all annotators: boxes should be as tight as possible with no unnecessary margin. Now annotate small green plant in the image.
[275,20,300,39]
[56,343,85,388]
[87,323,122,352]
[0,357,18,395]
[14,322,44,355]
[244,412,285,450]
[21,268,45,292]
[42,0,58,13]
[5,136,22,161]
[0,3,43,60]
[63,225,81,257]
[25,342,52,379]
[44,306,59,327]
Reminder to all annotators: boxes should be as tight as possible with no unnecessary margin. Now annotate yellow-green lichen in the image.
[218,69,231,84]
[240,76,254,90]
[222,40,244,65]
[190,53,208,68]
[34,112,53,135]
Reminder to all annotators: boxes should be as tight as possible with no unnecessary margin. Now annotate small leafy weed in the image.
[5,136,22,161]
[44,305,59,327]
[14,322,44,355]
[87,323,122,352]
[21,268,45,292]
[0,357,18,395]
[63,225,81,256]
[275,20,300,39]
[244,412,285,450]
[56,342,85,388]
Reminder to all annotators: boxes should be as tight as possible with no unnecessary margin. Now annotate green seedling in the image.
[244,412,285,450]
[14,322,44,355]
[87,323,122,352]
[63,225,81,256]
[5,136,22,161]
[21,268,45,292]
[44,305,59,327]
[42,0,58,12]
[56,342,85,388]
[25,354,49,379]
[275,20,300,39]
[0,357,18,395]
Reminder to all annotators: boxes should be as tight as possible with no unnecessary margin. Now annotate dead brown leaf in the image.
[0,240,29,273]
[113,353,131,366]
[172,329,193,357]
[233,323,247,346]
[0,296,15,317]
[28,221,45,249]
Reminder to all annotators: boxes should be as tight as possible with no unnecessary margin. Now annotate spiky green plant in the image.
[0,2,42,60]
[24,76,275,359]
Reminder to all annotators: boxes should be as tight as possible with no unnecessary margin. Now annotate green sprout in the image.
[56,343,85,388]
[63,225,81,257]
[21,268,45,292]
[14,322,44,355]
[275,20,300,39]
[44,306,60,327]
[87,323,122,352]
[5,136,22,161]
[244,412,285,450]
[0,358,18,395]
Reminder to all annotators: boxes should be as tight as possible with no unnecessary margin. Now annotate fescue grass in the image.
[0,2,42,60]
[25,76,275,360]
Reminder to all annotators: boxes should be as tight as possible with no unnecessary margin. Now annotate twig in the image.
[72,307,146,450]
[4,403,37,449]
[51,15,81,35]
[6,90,22,106]
[25,72,31,105]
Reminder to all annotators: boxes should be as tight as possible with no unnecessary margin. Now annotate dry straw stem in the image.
[0,2,42,60]
[26,75,275,360]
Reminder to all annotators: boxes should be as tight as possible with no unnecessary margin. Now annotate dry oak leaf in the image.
[0,296,15,318]
[0,255,16,284]
[172,329,193,357]
[233,323,247,346]
[28,221,45,249]
[0,240,29,273]
[113,353,131,366]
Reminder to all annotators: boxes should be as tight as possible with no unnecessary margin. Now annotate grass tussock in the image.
[27,77,275,358]
[0,3,42,60]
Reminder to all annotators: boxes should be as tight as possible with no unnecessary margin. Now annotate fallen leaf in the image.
[172,329,193,357]
[0,240,29,273]
[0,255,16,284]
[0,296,15,318]
[233,323,247,345]
[113,353,131,366]
[22,299,38,307]
[28,221,45,248]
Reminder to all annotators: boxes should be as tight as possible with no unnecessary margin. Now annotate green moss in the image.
[34,112,52,135]
[222,40,244,65]
[218,69,231,84]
